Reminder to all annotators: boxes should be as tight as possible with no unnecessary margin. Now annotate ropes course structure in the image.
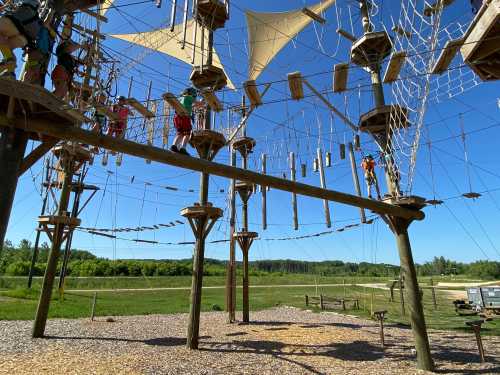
[0,0,499,372]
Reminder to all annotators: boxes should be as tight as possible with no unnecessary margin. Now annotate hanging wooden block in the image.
[431,38,464,75]
[116,153,122,166]
[301,7,326,24]
[354,134,361,150]
[392,25,411,38]
[336,28,357,42]
[333,63,349,93]
[313,158,319,172]
[383,51,406,83]
[102,152,108,166]
[287,71,304,100]
[290,152,299,230]
[244,80,262,107]
[325,152,332,167]
[340,143,346,160]
[301,163,307,178]
[163,93,188,116]
[202,90,223,112]
[126,97,155,118]
[317,148,332,228]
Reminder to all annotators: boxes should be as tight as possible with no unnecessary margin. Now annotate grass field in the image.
[0,275,498,336]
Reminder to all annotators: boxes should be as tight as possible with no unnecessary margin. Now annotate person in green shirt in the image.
[171,87,197,155]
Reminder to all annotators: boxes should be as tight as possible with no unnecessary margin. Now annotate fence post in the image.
[305,295,309,306]
[320,294,324,310]
[430,278,437,310]
[90,292,97,321]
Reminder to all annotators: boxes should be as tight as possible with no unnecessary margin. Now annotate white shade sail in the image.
[110,20,235,89]
[246,0,336,81]
[100,0,114,16]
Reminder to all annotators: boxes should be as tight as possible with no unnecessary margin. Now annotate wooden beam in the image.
[162,93,188,116]
[18,140,58,176]
[302,7,326,24]
[383,51,406,83]
[243,80,262,108]
[288,72,304,100]
[431,38,464,75]
[0,115,424,221]
[333,63,349,93]
[126,98,155,118]
[337,28,357,42]
[202,91,223,112]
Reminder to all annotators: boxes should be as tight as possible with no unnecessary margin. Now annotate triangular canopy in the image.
[110,20,235,89]
[100,0,114,16]
[246,0,336,81]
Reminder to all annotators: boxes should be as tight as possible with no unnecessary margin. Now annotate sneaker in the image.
[179,148,190,156]
[170,145,179,153]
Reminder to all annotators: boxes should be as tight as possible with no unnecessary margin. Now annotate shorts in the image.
[108,121,125,137]
[174,114,192,136]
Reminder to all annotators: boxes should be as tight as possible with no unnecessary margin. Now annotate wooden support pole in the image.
[348,142,367,223]
[290,152,298,230]
[261,154,267,230]
[0,126,28,255]
[242,245,250,323]
[32,153,74,338]
[226,147,236,322]
[0,116,424,221]
[90,292,97,321]
[399,274,405,316]
[317,148,332,228]
[27,191,49,288]
[430,278,437,310]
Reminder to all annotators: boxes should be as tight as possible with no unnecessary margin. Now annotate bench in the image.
[305,294,360,311]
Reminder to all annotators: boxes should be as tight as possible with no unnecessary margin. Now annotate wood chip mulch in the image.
[0,307,499,374]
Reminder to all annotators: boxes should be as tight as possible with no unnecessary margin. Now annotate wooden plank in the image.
[288,72,304,100]
[1,114,424,221]
[333,63,349,92]
[243,80,262,107]
[383,51,406,83]
[162,93,188,116]
[18,140,58,176]
[202,91,223,112]
[317,148,332,228]
[337,28,357,42]
[431,38,464,75]
[302,7,326,24]
[461,0,500,61]
[126,98,155,118]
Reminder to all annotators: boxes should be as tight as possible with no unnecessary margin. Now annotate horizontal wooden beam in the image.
[0,116,424,221]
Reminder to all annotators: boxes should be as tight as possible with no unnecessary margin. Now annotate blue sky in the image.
[6,0,500,265]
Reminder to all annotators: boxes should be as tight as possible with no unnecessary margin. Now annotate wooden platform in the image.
[232,137,256,156]
[180,203,223,220]
[234,231,258,239]
[64,0,101,13]
[235,181,254,193]
[351,31,393,67]
[382,195,426,210]
[190,130,226,159]
[196,0,229,30]
[38,215,81,227]
[190,65,227,91]
[461,0,500,81]
[0,78,84,139]
[359,105,409,134]
[52,143,92,162]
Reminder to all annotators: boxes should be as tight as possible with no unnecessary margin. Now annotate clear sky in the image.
[5,0,500,266]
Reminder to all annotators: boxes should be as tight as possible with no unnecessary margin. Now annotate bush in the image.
[5,261,31,276]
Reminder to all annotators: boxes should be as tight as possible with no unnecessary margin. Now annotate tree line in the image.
[1,239,499,279]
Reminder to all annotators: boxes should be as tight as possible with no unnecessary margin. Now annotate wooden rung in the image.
[431,38,464,75]
[126,97,155,118]
[202,91,223,112]
[243,80,262,107]
[302,7,326,24]
[333,63,349,93]
[383,51,406,83]
[337,28,357,42]
[288,72,304,100]
[162,93,188,116]
[72,24,106,40]
[81,8,108,23]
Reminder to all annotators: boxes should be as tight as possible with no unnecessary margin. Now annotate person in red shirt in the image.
[361,154,381,200]
[107,96,130,138]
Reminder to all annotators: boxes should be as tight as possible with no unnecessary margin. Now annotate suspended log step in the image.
[288,72,304,100]
[126,98,155,118]
[333,63,349,93]
[392,26,411,38]
[431,38,464,75]
[302,7,326,24]
[426,199,444,206]
[461,0,500,81]
[383,51,406,83]
[337,28,357,42]
[162,93,188,116]
[243,80,263,107]
[351,31,392,67]
[201,91,223,112]
[463,192,482,199]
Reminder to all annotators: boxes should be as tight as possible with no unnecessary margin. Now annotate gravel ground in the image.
[0,307,499,374]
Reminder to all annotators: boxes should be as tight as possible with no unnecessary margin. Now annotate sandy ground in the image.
[0,307,499,375]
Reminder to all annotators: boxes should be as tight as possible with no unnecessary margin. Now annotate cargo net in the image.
[381,0,478,195]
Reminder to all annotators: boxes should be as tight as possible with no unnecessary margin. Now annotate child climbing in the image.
[0,0,43,78]
[51,40,79,99]
[171,87,197,156]
[107,96,130,139]
[361,154,381,200]
[90,92,108,153]
[21,22,51,84]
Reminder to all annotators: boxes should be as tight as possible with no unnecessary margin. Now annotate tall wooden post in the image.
[32,149,75,338]
[261,153,267,230]
[354,1,433,370]
[348,142,367,223]
[317,148,331,228]
[27,191,49,288]
[290,152,298,230]
[225,147,237,322]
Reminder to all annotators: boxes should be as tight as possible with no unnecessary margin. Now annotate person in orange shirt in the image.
[361,154,381,200]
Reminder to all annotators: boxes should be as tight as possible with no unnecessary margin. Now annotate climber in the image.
[90,92,108,153]
[0,0,43,78]
[171,87,197,156]
[361,154,381,200]
[21,22,52,84]
[107,96,131,139]
[51,40,79,99]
